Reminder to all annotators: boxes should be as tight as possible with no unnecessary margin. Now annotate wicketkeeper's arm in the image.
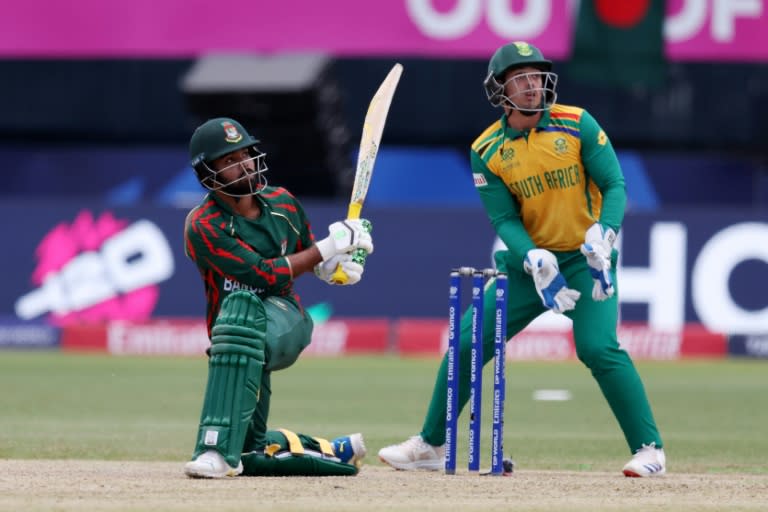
[471,150,536,266]
[580,109,626,231]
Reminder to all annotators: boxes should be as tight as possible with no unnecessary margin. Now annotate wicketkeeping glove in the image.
[580,223,617,301]
[314,254,364,285]
[315,219,374,262]
[524,249,581,314]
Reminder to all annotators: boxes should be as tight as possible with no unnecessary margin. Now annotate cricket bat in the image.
[330,63,403,284]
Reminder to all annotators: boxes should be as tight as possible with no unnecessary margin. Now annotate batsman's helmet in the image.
[189,117,268,196]
[483,41,557,112]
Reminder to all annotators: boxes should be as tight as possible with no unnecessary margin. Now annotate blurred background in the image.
[1,0,766,361]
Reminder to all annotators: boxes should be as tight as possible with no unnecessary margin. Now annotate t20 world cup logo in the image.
[15,210,174,325]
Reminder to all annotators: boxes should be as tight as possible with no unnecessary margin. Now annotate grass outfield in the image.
[0,352,766,475]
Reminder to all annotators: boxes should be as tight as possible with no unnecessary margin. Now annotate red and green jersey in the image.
[470,104,626,266]
[184,186,315,334]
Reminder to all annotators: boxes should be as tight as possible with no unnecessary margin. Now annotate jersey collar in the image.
[209,191,268,218]
[501,108,552,139]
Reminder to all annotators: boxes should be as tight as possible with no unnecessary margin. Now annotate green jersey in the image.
[184,186,314,334]
[470,104,626,266]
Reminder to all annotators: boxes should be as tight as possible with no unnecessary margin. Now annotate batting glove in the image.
[580,223,617,301]
[314,254,364,285]
[315,219,374,262]
[524,249,581,314]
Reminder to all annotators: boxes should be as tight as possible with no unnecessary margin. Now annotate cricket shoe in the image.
[378,435,445,471]
[332,433,367,468]
[623,443,666,477]
[184,450,243,478]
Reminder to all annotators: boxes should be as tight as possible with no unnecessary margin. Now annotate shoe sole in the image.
[623,468,666,478]
[184,462,243,479]
[378,455,442,471]
[185,470,239,478]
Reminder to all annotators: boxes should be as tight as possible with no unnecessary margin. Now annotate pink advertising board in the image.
[0,0,765,60]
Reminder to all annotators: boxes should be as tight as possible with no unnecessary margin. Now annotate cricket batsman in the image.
[183,117,373,477]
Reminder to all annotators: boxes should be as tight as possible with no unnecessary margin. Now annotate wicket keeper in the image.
[379,42,666,477]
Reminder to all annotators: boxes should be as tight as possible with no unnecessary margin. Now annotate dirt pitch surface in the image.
[0,460,766,512]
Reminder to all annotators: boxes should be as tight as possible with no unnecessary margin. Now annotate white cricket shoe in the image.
[184,450,244,478]
[378,435,445,471]
[623,443,666,477]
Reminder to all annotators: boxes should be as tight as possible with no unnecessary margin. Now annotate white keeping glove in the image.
[524,249,581,314]
[314,253,364,285]
[315,219,374,262]
[579,223,617,301]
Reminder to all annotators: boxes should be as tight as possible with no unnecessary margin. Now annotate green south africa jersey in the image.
[184,186,314,333]
[470,104,626,264]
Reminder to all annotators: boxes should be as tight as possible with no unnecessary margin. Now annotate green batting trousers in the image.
[243,296,314,452]
[421,250,663,454]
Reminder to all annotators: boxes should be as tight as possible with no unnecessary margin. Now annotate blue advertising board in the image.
[728,334,768,358]
[1,201,766,335]
[0,316,60,349]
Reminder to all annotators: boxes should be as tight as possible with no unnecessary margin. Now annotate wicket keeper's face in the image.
[502,66,544,111]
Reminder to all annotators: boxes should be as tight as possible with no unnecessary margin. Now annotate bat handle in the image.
[329,219,372,284]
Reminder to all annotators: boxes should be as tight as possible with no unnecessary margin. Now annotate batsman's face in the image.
[502,66,544,110]
[214,148,256,174]
[212,148,261,195]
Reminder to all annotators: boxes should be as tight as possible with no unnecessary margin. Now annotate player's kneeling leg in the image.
[187,291,267,475]
[241,429,365,476]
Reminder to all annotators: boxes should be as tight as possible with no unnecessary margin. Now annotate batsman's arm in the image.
[185,212,293,288]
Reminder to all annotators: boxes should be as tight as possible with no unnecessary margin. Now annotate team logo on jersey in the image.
[499,147,515,160]
[597,129,608,146]
[514,42,533,56]
[473,173,488,187]
[222,121,243,143]
[554,137,568,154]
[280,239,288,256]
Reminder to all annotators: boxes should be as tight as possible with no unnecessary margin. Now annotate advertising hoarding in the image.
[0,1,764,60]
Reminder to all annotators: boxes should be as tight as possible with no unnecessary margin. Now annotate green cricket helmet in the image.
[483,41,558,113]
[189,117,268,197]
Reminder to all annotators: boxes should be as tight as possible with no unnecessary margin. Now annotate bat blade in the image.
[347,63,403,219]
[329,63,402,285]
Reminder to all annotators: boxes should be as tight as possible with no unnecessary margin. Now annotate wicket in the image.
[445,267,509,475]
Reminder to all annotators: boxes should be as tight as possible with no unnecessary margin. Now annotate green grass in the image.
[0,352,766,475]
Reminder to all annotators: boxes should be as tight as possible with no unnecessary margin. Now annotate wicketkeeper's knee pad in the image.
[241,429,358,477]
[193,291,266,468]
